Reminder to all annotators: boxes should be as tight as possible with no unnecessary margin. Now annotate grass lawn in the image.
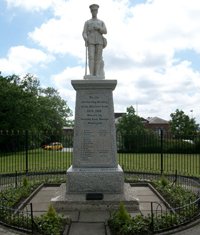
[0,148,72,174]
[118,153,200,176]
[0,150,199,177]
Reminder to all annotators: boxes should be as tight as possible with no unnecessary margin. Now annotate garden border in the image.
[0,171,200,234]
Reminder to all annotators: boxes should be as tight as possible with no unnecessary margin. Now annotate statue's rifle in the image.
[85,43,88,76]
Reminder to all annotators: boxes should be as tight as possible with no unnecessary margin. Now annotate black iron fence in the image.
[0,130,200,233]
[0,130,73,175]
[144,197,200,233]
[118,130,200,176]
[0,130,199,177]
[0,203,33,233]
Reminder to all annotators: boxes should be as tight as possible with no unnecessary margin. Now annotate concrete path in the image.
[0,227,25,235]
[68,222,106,235]
[172,223,200,235]
[1,184,200,235]
[28,184,169,234]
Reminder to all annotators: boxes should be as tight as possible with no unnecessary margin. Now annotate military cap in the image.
[89,4,99,10]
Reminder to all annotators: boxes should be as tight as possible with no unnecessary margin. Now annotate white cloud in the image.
[50,59,200,122]
[6,0,61,11]
[28,0,101,59]
[0,46,54,75]
[110,61,200,121]
[6,0,200,59]
[27,0,200,67]
[29,17,85,59]
[51,66,83,109]
[52,66,84,84]
[3,0,200,122]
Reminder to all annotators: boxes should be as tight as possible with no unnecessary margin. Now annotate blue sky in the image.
[1,0,200,123]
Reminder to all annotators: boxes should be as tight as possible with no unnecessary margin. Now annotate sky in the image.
[1,0,200,123]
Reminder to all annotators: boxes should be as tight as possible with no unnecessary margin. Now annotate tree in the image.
[116,106,149,152]
[0,74,36,130]
[37,87,72,132]
[0,73,72,132]
[116,106,145,135]
[169,109,199,139]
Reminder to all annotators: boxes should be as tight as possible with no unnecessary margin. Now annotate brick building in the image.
[144,116,170,136]
[115,113,170,136]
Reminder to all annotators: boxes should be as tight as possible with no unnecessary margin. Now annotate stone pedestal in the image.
[52,79,139,213]
[67,165,124,193]
[67,80,124,194]
[52,183,139,212]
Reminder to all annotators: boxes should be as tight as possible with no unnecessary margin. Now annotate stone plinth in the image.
[52,183,139,212]
[67,165,124,193]
[67,80,124,194]
[84,75,104,80]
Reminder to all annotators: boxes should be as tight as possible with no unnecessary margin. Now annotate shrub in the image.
[108,203,152,235]
[108,202,131,233]
[109,179,198,234]
[22,177,29,187]
[153,213,180,231]
[0,183,69,234]
[153,178,197,207]
[158,175,169,188]
[35,204,65,235]
[162,139,196,153]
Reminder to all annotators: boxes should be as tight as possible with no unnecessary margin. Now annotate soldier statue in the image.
[82,4,107,78]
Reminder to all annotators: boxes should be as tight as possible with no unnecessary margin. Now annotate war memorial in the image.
[53,3,139,211]
[1,4,200,235]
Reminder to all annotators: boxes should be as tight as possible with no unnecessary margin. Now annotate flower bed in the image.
[0,177,68,234]
[108,176,200,235]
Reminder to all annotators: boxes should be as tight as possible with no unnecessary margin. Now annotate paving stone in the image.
[0,226,25,235]
[171,222,200,235]
[69,222,105,235]
[29,186,61,215]
[134,187,155,196]
[42,186,60,191]
[62,211,80,222]
[79,211,110,222]
[138,195,165,201]
[130,211,141,217]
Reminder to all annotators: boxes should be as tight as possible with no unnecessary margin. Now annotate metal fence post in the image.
[151,202,154,232]
[160,129,163,175]
[15,171,18,188]
[25,130,28,175]
[30,203,34,234]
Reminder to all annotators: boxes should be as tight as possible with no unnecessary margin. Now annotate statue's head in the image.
[89,4,99,17]
[89,4,99,18]
[89,4,99,11]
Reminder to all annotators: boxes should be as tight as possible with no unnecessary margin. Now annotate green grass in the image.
[1,150,200,177]
[0,148,72,174]
[118,153,200,176]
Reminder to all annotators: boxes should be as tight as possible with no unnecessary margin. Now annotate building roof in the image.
[147,116,169,124]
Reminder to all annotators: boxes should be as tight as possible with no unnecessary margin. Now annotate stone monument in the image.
[52,4,139,211]
[67,4,124,194]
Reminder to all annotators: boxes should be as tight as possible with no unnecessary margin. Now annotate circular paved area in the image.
[0,226,25,235]
[1,183,200,235]
[1,220,200,235]
[172,222,200,235]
